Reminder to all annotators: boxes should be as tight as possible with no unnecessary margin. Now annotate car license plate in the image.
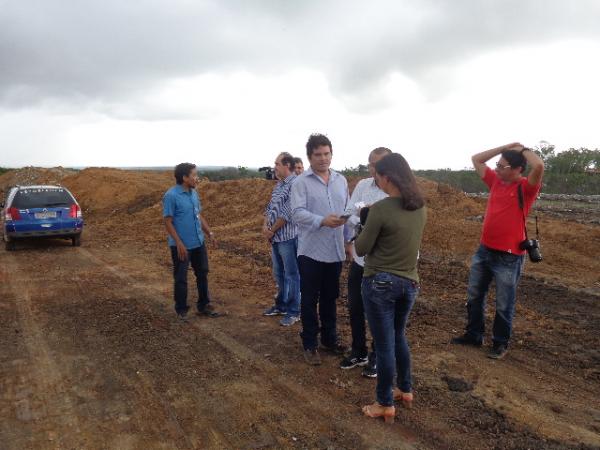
[34,212,57,219]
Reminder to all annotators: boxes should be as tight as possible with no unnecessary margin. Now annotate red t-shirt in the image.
[481,167,541,255]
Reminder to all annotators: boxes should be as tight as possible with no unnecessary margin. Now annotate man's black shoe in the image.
[488,343,508,360]
[362,352,377,378]
[320,342,348,356]
[339,354,368,370]
[450,334,483,347]
[361,363,377,378]
[196,304,223,318]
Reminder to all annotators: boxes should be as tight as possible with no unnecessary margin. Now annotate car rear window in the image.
[12,188,75,209]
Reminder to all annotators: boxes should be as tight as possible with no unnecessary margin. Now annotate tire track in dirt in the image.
[3,257,85,449]
[77,246,421,450]
[2,248,224,449]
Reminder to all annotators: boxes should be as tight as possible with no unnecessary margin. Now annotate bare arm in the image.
[522,149,545,186]
[164,217,188,261]
[471,142,523,177]
[199,215,216,244]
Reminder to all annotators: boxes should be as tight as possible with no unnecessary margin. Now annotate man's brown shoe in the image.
[303,349,322,366]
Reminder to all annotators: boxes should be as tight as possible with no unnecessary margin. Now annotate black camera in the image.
[520,239,542,263]
[349,207,370,242]
[258,166,275,180]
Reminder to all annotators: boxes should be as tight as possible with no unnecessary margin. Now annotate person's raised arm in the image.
[472,142,523,178]
[522,148,545,187]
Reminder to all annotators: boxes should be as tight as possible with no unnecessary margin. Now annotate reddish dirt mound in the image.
[3,167,597,289]
[0,167,77,197]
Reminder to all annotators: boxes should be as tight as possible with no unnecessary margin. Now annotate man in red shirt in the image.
[451,142,544,359]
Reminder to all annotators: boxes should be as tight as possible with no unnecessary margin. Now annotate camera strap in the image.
[517,183,540,240]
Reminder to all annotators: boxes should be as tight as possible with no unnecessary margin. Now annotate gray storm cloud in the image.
[1,0,599,116]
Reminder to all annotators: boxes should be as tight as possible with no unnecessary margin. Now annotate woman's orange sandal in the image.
[362,402,396,423]
[393,388,414,409]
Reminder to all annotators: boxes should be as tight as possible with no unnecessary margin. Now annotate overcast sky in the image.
[1,0,599,170]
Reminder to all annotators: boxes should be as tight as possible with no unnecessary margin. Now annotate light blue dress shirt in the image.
[291,167,350,263]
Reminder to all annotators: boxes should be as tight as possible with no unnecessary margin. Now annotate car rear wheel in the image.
[72,235,82,247]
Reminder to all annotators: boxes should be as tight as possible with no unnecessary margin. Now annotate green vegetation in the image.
[343,147,600,195]
[0,167,13,176]
[197,166,264,181]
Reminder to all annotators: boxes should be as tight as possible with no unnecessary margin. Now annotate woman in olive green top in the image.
[355,153,426,423]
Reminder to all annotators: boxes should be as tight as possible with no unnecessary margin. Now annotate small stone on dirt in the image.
[442,375,474,392]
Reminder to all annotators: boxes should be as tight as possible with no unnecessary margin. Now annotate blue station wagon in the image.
[2,185,84,251]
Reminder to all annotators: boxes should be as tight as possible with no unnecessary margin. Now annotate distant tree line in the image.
[0,167,12,176]
[342,147,600,195]
[197,166,265,181]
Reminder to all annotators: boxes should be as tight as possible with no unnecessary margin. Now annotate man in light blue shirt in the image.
[291,133,351,365]
[163,163,221,321]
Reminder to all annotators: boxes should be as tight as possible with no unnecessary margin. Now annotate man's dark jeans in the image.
[298,255,342,350]
[362,272,418,407]
[170,245,211,315]
[465,245,525,345]
[347,261,375,359]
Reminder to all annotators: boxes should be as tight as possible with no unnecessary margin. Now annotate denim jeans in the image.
[362,272,418,407]
[298,255,342,350]
[170,245,211,315]
[347,262,375,359]
[271,237,301,316]
[465,245,525,345]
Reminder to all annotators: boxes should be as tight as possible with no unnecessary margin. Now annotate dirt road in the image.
[1,230,599,449]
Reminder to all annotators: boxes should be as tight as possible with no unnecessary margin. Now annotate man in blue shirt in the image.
[163,163,221,321]
[262,152,300,327]
[291,134,351,365]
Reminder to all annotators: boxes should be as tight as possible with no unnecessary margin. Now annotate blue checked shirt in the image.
[291,167,351,263]
[264,173,298,243]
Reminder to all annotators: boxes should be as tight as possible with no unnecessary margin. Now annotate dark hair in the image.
[501,150,527,172]
[278,152,296,170]
[306,133,332,158]
[293,157,303,166]
[375,153,425,211]
[174,163,196,185]
[369,147,392,160]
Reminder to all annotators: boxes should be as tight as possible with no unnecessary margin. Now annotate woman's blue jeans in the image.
[362,272,418,407]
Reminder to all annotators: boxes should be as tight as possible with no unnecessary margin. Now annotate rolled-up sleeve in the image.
[291,179,323,231]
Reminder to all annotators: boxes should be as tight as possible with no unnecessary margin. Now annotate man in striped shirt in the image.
[291,134,351,365]
[262,152,301,327]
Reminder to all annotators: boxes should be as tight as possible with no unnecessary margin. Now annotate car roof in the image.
[16,185,65,190]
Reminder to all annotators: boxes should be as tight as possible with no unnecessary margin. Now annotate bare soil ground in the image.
[1,168,599,449]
